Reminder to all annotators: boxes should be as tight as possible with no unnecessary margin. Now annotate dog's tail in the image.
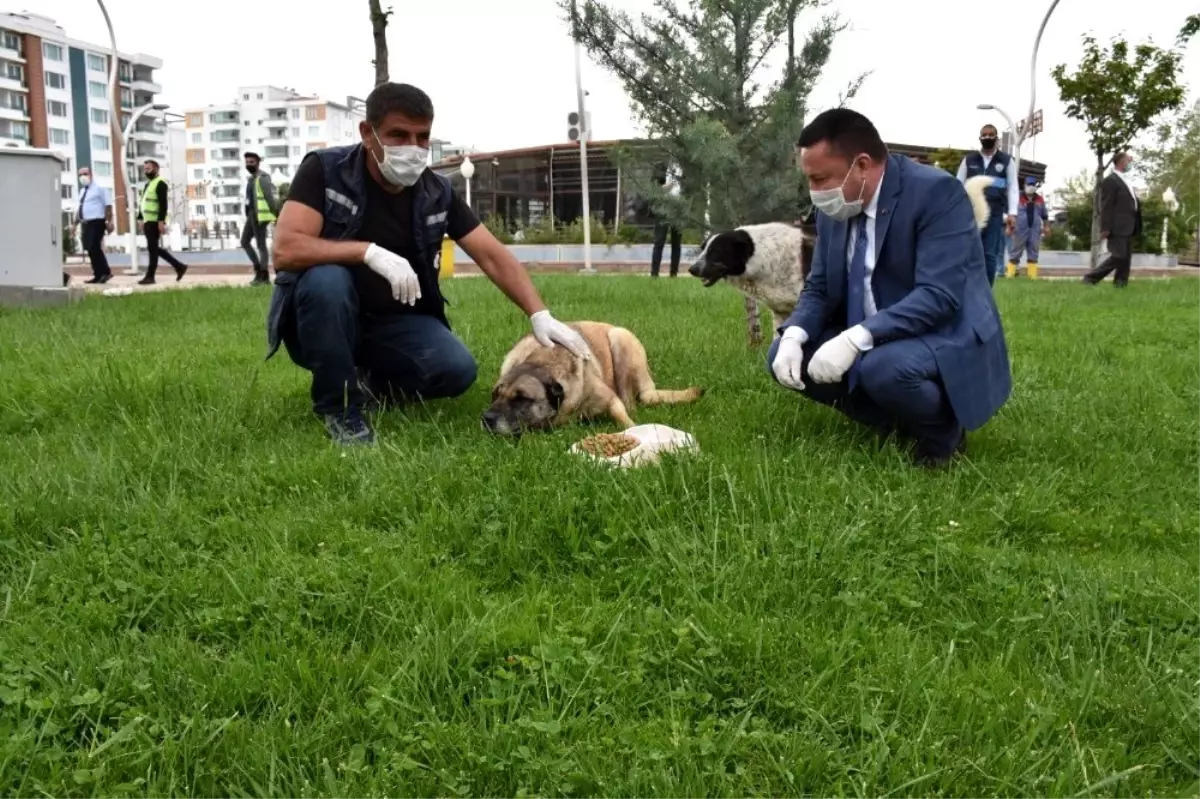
[964,175,994,230]
[608,328,704,408]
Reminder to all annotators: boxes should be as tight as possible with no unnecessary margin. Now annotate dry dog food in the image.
[576,433,640,458]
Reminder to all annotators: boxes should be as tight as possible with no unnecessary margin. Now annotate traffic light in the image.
[567,111,592,142]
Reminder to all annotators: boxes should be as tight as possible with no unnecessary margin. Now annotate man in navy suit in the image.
[768,108,1012,467]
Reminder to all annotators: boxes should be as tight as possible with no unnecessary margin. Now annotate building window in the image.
[185,112,204,128]
[94,161,112,177]
[243,93,249,100]
[88,81,106,99]
[193,168,203,179]
[61,184,73,199]
[46,99,68,117]
[43,42,64,61]
[90,107,109,125]
[291,146,300,156]
[304,106,325,121]
[307,125,320,137]
[289,127,298,137]
[44,71,67,90]
[87,52,107,72]
[195,204,206,215]
[186,148,206,164]
[1,31,22,54]
[120,88,132,108]
[49,128,70,145]
[191,132,201,144]
[256,93,263,99]
[291,108,299,119]
[3,60,21,81]
[92,134,110,151]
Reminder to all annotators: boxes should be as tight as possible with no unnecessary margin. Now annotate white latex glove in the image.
[530,310,591,360]
[364,243,421,305]
[771,326,808,390]
[808,325,871,384]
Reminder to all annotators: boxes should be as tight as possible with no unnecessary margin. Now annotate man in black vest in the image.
[269,82,590,446]
[1082,151,1143,287]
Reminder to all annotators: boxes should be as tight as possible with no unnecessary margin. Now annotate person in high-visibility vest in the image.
[242,152,280,286]
[137,159,188,285]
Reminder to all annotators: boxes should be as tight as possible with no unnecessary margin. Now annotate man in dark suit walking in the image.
[1082,151,1142,287]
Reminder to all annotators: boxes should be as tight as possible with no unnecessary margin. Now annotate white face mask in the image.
[810,159,867,221]
[372,130,428,188]
[1024,185,1036,196]
[79,175,91,186]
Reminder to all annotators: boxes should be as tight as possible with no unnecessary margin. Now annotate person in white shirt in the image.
[1082,151,1143,287]
[73,166,114,284]
[956,125,1018,285]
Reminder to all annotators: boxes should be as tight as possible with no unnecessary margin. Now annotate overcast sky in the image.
[37,0,1198,196]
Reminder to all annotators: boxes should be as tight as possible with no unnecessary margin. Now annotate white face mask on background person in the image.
[78,175,91,186]
[1025,185,1036,196]
[809,157,868,222]
[372,130,428,188]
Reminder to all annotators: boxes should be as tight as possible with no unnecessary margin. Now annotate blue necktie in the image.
[845,214,869,390]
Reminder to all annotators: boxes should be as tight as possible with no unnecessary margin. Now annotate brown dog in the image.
[481,322,703,436]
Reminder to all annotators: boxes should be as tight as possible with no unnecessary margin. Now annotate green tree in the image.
[928,147,964,175]
[276,180,291,205]
[1051,29,1192,267]
[367,0,390,85]
[1136,99,1197,255]
[563,0,857,342]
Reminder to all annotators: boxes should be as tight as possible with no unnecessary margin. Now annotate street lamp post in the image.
[121,102,169,276]
[1022,0,1062,143]
[460,155,474,208]
[570,0,594,273]
[1161,187,1178,254]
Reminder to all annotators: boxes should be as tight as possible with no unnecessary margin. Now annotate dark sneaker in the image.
[174,264,188,282]
[913,431,967,469]
[137,276,155,286]
[323,409,375,446]
[250,271,271,286]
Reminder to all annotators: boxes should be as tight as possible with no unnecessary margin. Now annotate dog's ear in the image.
[545,379,565,410]
[730,229,756,263]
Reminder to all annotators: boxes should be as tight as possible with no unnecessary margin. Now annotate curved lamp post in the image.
[121,102,169,275]
[1161,187,1178,254]
[460,155,474,208]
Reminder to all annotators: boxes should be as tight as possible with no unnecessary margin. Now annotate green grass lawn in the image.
[0,276,1197,797]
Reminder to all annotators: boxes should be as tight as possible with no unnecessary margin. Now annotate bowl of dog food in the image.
[570,424,699,468]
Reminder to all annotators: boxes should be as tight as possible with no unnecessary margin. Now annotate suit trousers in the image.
[1082,236,1132,286]
[767,328,964,457]
[80,219,111,278]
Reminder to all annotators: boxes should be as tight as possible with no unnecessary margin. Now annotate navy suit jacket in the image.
[782,154,1012,430]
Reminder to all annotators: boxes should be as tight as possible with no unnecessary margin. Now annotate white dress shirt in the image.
[956,151,1019,217]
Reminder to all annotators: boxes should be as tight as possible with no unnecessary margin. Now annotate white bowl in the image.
[569,423,699,468]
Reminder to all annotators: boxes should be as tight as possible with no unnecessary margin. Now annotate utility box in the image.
[0,146,67,289]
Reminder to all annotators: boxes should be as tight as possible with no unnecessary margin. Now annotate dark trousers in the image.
[980,212,1007,286]
[142,222,186,277]
[766,327,963,457]
[241,219,269,273]
[650,219,682,277]
[1082,235,1132,286]
[283,264,478,416]
[80,219,111,278]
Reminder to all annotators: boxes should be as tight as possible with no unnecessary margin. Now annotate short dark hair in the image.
[143,159,159,169]
[365,82,434,126]
[980,124,998,135]
[797,108,888,163]
[244,151,260,160]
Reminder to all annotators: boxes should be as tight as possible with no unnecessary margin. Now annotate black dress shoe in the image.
[913,431,967,469]
[98,273,113,284]
[174,264,188,282]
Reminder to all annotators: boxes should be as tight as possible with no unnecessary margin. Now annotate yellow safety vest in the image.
[255,176,276,224]
[140,176,165,222]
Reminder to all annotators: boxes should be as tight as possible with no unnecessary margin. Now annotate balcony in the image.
[209,110,240,125]
[265,108,289,122]
[131,66,160,94]
[264,125,288,140]
[210,148,240,161]
[263,146,288,159]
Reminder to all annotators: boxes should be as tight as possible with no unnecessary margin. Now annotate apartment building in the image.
[182,85,365,234]
[0,11,165,233]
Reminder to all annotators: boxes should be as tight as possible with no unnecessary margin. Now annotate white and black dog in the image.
[687,175,994,341]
